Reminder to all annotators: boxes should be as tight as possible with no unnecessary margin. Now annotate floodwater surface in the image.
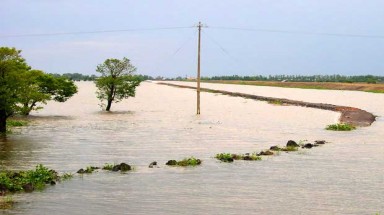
[0,81,383,215]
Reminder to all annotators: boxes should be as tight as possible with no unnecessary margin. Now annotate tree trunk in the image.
[0,109,6,133]
[106,99,112,111]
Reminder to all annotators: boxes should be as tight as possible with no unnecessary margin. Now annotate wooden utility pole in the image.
[196,22,202,115]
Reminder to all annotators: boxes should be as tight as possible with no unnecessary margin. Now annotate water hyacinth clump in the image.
[0,164,60,194]
[166,157,202,166]
[326,123,356,131]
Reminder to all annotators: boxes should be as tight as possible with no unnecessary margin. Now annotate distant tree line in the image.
[51,73,98,81]
[51,73,158,82]
[200,75,384,84]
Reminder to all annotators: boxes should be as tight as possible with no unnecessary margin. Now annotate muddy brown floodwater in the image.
[1,81,383,215]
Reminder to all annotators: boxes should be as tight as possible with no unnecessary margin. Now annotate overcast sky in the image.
[1,0,384,77]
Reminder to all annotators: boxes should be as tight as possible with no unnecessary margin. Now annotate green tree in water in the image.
[0,47,78,133]
[95,57,141,111]
[18,70,78,115]
[0,47,30,133]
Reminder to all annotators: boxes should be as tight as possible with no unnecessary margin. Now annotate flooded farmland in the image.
[1,81,383,215]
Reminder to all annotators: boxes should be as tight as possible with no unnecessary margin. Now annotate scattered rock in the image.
[166,160,177,166]
[112,164,121,171]
[22,183,34,192]
[302,143,314,149]
[243,155,252,160]
[119,163,131,172]
[286,140,299,147]
[149,161,158,168]
[0,184,8,195]
[270,146,281,151]
[50,181,56,185]
[259,150,274,156]
[77,169,85,174]
[315,140,326,145]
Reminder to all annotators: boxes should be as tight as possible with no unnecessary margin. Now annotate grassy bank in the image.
[197,80,384,93]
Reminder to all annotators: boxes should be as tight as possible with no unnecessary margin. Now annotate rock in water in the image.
[270,146,281,151]
[286,140,299,147]
[149,161,158,168]
[166,160,177,165]
[302,143,314,149]
[119,163,131,172]
[112,164,121,171]
[77,169,85,174]
[259,150,274,156]
[22,183,34,192]
[315,140,326,145]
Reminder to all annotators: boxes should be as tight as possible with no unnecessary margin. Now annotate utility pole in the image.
[196,22,203,115]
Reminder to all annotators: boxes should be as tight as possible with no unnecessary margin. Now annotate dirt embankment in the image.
[158,82,376,127]
[201,80,384,93]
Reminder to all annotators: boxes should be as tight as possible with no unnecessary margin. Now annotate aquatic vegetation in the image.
[215,153,262,162]
[60,173,74,181]
[215,153,234,162]
[267,100,284,105]
[6,120,28,127]
[77,166,99,174]
[0,196,14,209]
[326,123,356,131]
[281,146,299,152]
[102,163,115,171]
[0,164,60,194]
[166,157,202,166]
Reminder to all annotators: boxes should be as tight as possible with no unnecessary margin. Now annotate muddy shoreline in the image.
[158,82,376,127]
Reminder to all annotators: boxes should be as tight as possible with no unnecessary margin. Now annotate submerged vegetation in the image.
[77,163,132,174]
[6,120,28,127]
[215,153,262,162]
[166,157,202,166]
[0,164,60,194]
[326,123,356,131]
[0,196,14,209]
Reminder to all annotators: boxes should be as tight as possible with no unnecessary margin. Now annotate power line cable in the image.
[148,29,198,77]
[210,26,384,39]
[202,30,241,64]
[0,26,193,38]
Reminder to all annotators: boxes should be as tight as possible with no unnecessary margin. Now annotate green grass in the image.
[366,90,384,93]
[267,100,284,105]
[6,120,28,127]
[326,123,356,131]
[102,163,114,171]
[166,157,202,166]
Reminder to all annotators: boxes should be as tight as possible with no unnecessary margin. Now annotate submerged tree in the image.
[95,57,141,111]
[18,70,78,115]
[0,46,78,133]
[0,47,30,133]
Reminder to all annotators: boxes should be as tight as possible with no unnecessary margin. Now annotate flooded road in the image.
[1,81,383,215]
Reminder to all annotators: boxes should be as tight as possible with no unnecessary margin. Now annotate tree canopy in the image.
[0,47,77,133]
[95,57,141,111]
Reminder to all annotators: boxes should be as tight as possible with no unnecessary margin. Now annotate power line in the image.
[0,26,193,38]
[202,30,240,64]
[210,26,384,39]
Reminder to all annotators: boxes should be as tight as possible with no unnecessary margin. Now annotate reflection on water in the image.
[1,81,383,215]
